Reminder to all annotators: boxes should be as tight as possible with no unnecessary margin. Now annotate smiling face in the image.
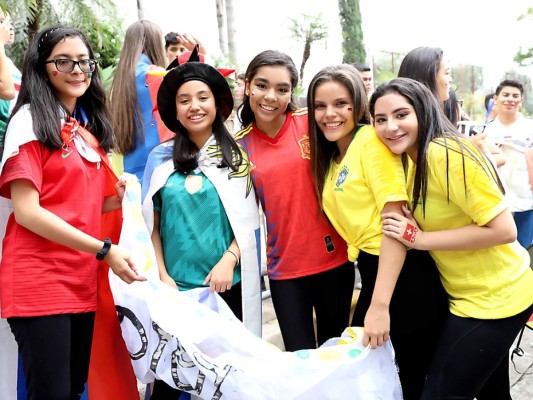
[373,92,419,161]
[246,65,292,137]
[45,36,92,113]
[494,86,523,117]
[176,80,216,147]
[313,80,356,154]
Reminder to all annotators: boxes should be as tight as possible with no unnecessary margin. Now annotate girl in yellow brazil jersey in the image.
[373,77,533,400]
[307,64,448,400]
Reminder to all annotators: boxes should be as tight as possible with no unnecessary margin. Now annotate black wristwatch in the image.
[96,238,112,260]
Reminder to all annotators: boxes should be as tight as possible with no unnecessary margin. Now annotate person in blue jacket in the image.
[110,20,168,182]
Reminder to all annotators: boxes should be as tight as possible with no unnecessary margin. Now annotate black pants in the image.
[151,282,243,400]
[352,250,449,400]
[8,313,95,400]
[269,261,355,352]
[421,302,533,400]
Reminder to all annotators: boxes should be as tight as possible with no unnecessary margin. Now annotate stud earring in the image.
[52,71,58,76]
[245,90,250,96]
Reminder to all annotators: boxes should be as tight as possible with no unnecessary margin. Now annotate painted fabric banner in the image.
[110,178,403,400]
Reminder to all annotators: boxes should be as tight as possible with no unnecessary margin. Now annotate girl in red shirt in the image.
[0,26,144,399]
[236,50,353,351]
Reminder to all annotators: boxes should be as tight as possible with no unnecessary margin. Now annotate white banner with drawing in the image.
[109,178,403,400]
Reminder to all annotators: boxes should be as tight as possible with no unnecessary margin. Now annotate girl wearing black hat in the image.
[142,60,262,399]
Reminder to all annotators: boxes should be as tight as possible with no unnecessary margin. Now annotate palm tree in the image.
[290,13,328,82]
[5,0,123,69]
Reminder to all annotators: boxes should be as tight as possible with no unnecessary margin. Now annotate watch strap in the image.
[96,237,112,261]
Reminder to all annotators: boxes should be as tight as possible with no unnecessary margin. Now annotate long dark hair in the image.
[369,78,503,216]
[307,64,371,207]
[443,88,461,126]
[171,104,242,174]
[239,50,299,127]
[10,25,113,151]
[398,47,444,102]
[110,20,166,154]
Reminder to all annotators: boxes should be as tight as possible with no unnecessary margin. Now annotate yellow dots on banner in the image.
[316,348,341,360]
[292,327,366,361]
[338,327,361,345]
[143,260,152,273]
[132,204,144,225]
[141,247,152,273]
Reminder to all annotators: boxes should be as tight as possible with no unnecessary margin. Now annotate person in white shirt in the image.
[484,79,533,248]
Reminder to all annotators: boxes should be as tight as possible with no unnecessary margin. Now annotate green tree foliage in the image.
[373,50,403,86]
[289,13,328,83]
[514,7,533,66]
[4,0,123,70]
[453,65,484,97]
[451,65,483,121]
[338,0,365,64]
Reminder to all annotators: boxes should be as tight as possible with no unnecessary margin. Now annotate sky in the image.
[123,0,532,91]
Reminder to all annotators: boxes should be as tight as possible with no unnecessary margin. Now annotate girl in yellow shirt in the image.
[373,77,533,399]
[308,65,448,400]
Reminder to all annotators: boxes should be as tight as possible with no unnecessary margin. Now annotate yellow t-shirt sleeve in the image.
[429,139,506,226]
[360,127,408,212]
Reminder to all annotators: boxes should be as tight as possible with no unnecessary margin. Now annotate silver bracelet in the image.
[223,249,239,265]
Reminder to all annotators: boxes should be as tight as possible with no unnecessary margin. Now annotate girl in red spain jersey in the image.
[235,50,354,351]
[308,65,448,399]
[0,26,144,399]
[374,78,533,399]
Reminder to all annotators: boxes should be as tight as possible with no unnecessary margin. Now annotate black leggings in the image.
[421,302,533,400]
[352,250,449,400]
[8,312,95,400]
[269,261,355,352]
[151,283,243,400]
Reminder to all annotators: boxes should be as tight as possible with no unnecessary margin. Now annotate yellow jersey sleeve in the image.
[419,138,533,319]
[360,126,408,212]
[428,139,506,226]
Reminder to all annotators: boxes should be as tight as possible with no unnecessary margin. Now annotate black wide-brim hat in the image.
[157,62,234,133]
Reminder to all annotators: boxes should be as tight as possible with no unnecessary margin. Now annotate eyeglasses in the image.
[45,59,97,73]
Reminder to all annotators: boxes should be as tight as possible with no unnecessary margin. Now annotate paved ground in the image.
[510,325,533,399]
